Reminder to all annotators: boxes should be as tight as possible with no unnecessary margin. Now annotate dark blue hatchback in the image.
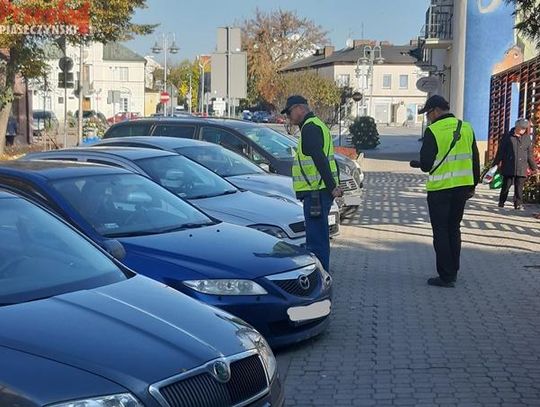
[0,161,333,348]
[0,189,283,407]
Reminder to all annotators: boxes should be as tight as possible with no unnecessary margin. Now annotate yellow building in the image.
[144,89,160,117]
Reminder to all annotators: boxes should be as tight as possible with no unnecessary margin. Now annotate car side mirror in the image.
[259,162,270,172]
[102,239,126,261]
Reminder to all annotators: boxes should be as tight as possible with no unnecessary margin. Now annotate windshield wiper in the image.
[221,190,238,195]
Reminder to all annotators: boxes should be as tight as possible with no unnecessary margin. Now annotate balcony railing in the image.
[423,1,453,42]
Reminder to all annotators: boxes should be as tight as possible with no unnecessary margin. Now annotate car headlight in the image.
[249,224,289,239]
[313,257,332,289]
[237,330,277,379]
[48,393,142,407]
[184,279,268,295]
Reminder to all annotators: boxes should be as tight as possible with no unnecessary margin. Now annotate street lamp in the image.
[355,43,384,117]
[198,55,210,115]
[152,33,179,116]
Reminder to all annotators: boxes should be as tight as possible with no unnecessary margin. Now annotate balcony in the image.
[422,1,453,49]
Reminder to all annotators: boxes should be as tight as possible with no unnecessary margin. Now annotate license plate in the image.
[287,300,331,322]
[328,214,337,226]
[343,194,363,206]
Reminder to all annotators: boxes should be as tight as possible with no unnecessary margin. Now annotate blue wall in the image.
[464,0,515,141]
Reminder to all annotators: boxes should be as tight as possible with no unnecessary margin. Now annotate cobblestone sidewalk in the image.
[277,155,540,407]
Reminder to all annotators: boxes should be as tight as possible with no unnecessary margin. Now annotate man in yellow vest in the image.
[413,95,480,287]
[281,95,343,272]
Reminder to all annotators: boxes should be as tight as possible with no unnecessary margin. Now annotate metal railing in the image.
[423,1,453,41]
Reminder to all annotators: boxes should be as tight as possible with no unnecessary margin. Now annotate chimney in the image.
[324,46,334,58]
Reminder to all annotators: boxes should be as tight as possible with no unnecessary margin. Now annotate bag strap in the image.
[429,120,463,176]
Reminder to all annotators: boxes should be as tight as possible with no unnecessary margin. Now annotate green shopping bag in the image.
[489,173,503,189]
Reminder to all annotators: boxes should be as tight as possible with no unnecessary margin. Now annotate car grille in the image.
[339,178,358,192]
[158,355,267,407]
[289,221,306,233]
[274,269,319,297]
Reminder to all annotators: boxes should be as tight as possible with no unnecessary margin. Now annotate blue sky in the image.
[126,0,430,63]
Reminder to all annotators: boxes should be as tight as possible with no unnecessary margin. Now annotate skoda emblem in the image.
[298,275,310,290]
[212,361,231,383]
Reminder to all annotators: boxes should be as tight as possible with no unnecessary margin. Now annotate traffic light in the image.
[58,56,74,88]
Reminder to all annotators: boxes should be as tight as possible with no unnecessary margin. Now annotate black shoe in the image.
[427,277,455,288]
[498,203,504,208]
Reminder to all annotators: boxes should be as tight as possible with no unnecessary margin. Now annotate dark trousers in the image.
[302,191,334,272]
[427,189,468,283]
[499,176,526,207]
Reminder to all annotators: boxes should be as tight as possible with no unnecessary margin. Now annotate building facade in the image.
[281,41,428,126]
[418,0,537,159]
[31,42,146,122]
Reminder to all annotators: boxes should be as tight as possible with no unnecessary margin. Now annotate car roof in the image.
[108,116,262,130]
[32,146,176,161]
[0,160,132,180]
[0,188,18,199]
[98,136,217,149]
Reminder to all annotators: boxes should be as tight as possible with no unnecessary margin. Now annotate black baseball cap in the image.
[418,95,450,114]
[281,95,308,115]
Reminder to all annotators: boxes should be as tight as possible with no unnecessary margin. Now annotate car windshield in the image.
[235,126,296,159]
[51,173,214,238]
[135,155,238,199]
[0,196,127,306]
[177,145,265,177]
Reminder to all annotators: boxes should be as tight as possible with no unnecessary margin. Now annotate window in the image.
[119,97,129,112]
[104,123,152,138]
[382,74,392,89]
[235,126,296,160]
[336,74,350,87]
[399,75,409,89]
[201,127,248,156]
[119,67,129,81]
[58,97,64,104]
[153,124,196,139]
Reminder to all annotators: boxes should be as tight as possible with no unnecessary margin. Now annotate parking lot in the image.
[277,133,540,407]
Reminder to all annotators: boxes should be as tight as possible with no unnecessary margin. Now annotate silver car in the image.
[93,136,341,235]
[23,147,309,246]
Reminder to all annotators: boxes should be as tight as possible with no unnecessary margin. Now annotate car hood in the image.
[0,276,258,388]
[191,190,304,228]
[120,223,313,279]
[226,174,296,201]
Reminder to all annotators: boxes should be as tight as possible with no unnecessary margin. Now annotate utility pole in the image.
[77,44,84,146]
[226,26,231,118]
[188,71,192,113]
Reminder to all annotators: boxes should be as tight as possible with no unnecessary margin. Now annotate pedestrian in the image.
[411,95,480,288]
[281,95,343,272]
[493,118,538,210]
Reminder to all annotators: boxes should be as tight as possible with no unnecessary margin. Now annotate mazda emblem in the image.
[298,275,310,290]
[212,361,231,383]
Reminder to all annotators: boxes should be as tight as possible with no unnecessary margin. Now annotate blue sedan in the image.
[0,188,283,407]
[0,161,332,348]
[24,147,307,246]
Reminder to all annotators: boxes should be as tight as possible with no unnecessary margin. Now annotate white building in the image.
[144,55,162,91]
[32,42,146,121]
[281,40,428,126]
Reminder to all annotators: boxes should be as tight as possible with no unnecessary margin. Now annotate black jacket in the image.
[420,114,481,187]
[493,128,538,177]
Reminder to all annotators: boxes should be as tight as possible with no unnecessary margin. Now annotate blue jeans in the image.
[302,191,334,272]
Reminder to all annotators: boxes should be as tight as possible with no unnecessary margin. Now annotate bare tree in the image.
[240,9,328,107]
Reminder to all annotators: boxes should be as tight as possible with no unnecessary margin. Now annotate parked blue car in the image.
[93,137,341,234]
[24,147,307,246]
[0,161,332,348]
[0,188,283,407]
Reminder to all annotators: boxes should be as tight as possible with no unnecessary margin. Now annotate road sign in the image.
[57,72,74,88]
[352,92,363,102]
[160,92,170,103]
[416,76,440,93]
[58,57,73,72]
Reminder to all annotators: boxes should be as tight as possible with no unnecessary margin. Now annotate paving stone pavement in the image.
[276,142,540,407]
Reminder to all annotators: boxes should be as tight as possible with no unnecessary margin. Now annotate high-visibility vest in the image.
[426,117,475,192]
[292,116,339,192]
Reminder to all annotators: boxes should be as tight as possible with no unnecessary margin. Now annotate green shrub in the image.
[349,116,380,152]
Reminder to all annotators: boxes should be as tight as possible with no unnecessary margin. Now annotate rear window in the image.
[105,123,152,138]
[153,124,196,139]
